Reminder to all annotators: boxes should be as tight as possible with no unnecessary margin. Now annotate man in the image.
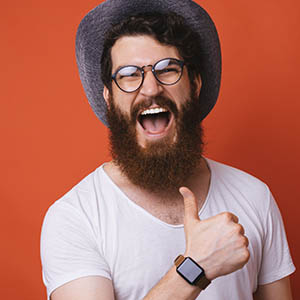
[40,0,295,299]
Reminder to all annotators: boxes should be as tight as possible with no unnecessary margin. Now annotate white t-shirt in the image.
[40,158,295,299]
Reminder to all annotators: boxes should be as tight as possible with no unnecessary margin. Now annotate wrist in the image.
[183,251,216,281]
[174,254,211,290]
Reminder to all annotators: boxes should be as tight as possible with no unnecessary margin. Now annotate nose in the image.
[139,67,163,97]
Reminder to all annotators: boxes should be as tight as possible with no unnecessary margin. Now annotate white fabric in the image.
[40,158,295,299]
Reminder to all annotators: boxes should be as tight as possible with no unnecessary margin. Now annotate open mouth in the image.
[138,107,172,135]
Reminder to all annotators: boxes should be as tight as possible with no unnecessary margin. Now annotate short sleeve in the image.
[258,191,296,285]
[40,201,111,299]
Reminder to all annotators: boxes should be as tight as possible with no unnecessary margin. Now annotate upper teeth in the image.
[141,107,167,115]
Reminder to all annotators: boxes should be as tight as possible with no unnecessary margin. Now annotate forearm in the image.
[143,266,202,300]
[253,277,293,300]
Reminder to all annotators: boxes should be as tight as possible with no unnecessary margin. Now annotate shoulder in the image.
[45,164,108,216]
[41,164,112,241]
[207,158,270,195]
[40,164,112,265]
[205,158,273,219]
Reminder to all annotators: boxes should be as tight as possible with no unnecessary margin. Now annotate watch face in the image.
[177,257,204,284]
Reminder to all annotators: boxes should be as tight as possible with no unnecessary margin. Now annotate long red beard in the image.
[106,90,204,195]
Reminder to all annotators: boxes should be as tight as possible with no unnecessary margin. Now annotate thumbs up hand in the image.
[179,187,250,281]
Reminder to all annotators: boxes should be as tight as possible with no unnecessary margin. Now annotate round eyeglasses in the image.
[111,58,185,93]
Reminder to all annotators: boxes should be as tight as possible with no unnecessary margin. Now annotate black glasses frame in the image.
[111,58,185,93]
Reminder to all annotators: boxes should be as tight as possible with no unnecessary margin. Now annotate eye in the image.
[117,66,141,80]
[156,67,180,75]
[154,59,182,76]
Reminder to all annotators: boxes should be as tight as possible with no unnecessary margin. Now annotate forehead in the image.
[110,35,181,71]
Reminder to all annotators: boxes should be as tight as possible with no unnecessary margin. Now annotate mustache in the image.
[131,96,179,122]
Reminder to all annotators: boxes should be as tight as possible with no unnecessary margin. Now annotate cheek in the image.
[110,89,132,115]
[171,88,191,109]
[171,76,192,104]
[113,97,132,119]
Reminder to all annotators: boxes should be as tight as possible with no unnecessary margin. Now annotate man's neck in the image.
[103,158,211,225]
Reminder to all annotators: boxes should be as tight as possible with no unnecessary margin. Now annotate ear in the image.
[194,74,202,98]
[103,85,110,108]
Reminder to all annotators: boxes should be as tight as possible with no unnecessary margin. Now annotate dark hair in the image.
[101,12,203,91]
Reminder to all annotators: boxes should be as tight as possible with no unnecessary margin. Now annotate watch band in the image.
[174,254,185,267]
[195,274,211,290]
[174,255,211,290]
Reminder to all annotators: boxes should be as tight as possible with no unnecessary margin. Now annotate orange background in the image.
[1,0,299,298]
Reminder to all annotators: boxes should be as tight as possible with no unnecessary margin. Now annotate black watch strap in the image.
[174,255,211,290]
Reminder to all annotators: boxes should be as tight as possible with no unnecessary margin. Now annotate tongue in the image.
[142,114,169,133]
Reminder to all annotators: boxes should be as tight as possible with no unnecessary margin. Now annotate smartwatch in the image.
[174,255,211,290]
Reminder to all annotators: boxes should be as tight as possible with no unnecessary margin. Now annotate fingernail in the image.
[179,188,188,198]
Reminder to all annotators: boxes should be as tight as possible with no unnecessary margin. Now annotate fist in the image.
[179,187,250,281]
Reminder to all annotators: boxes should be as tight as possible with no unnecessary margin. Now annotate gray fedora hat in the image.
[76,0,221,126]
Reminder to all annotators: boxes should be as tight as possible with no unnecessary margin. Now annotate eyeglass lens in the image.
[114,58,183,92]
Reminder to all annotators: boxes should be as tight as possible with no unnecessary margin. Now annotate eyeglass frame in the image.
[111,57,185,93]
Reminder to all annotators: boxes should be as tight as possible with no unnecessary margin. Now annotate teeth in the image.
[141,107,167,115]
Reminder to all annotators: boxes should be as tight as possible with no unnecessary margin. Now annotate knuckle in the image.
[234,224,244,234]
[236,235,248,247]
[240,236,249,247]
[184,200,194,210]
[234,235,249,251]
[221,212,232,222]
[242,249,250,262]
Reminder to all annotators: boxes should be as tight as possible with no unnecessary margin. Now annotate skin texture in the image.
[51,35,293,300]
[103,35,201,148]
[253,277,293,300]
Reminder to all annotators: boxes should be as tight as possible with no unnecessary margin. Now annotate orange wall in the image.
[1,0,299,298]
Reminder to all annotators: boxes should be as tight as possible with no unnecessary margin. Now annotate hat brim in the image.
[76,0,221,126]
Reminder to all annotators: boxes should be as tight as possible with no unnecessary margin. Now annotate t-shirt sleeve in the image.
[258,191,296,285]
[40,200,111,299]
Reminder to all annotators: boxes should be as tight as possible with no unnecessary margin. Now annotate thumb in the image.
[179,187,200,224]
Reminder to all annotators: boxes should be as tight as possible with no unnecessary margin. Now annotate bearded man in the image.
[41,1,295,299]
